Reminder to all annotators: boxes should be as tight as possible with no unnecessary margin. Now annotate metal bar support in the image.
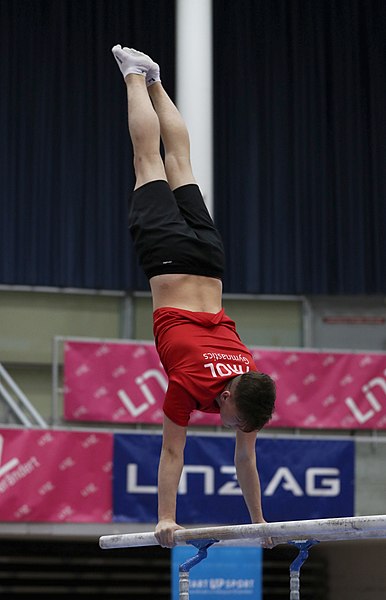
[289,539,319,600]
[179,538,219,600]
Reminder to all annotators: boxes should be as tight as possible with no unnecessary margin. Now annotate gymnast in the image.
[112,46,276,548]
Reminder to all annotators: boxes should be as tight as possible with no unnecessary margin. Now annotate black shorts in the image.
[128,180,225,280]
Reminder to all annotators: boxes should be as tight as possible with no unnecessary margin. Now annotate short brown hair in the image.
[233,371,276,433]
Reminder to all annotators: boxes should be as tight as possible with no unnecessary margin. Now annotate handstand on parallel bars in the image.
[99,515,386,600]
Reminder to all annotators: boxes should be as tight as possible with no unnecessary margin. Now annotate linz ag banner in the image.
[113,433,354,524]
[0,430,353,523]
[64,341,386,429]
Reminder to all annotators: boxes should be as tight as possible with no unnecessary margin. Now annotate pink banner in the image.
[0,429,112,522]
[251,349,386,429]
[64,341,386,429]
[64,341,221,426]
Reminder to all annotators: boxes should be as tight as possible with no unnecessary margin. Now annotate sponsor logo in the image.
[0,435,40,494]
[0,435,19,477]
[118,369,167,417]
[345,372,386,424]
[126,463,341,498]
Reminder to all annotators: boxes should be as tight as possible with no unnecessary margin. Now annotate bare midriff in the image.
[150,274,223,313]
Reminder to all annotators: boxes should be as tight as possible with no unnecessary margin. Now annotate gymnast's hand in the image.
[254,518,275,549]
[155,518,185,548]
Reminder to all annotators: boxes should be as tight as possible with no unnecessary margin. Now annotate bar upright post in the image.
[289,540,319,600]
[178,538,218,600]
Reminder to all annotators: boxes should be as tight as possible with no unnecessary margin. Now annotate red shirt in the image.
[153,307,257,426]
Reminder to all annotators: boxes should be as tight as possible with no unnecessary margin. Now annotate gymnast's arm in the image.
[155,414,187,547]
[234,429,265,523]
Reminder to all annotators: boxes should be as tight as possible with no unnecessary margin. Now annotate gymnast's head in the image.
[218,371,276,432]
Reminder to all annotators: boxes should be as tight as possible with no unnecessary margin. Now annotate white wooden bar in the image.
[99,515,386,549]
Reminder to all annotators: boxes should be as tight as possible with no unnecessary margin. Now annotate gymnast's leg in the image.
[147,81,196,190]
[112,45,223,313]
[112,45,167,189]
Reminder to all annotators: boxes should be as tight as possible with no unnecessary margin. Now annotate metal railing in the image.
[0,363,48,428]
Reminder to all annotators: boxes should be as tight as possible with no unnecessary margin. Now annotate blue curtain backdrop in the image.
[213,0,386,294]
[1,0,385,293]
[0,0,174,290]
